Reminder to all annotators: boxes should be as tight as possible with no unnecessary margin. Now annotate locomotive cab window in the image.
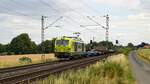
[56,40,62,45]
[63,40,69,46]
[56,40,69,46]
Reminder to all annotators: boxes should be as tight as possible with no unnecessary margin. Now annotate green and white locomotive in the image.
[54,36,86,59]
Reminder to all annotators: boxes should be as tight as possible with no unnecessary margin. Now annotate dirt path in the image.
[129,51,150,84]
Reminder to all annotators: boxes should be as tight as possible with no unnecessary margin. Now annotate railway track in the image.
[0,54,110,84]
[0,61,61,73]
[0,60,64,78]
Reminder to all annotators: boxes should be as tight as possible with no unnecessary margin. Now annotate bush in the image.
[0,52,15,56]
[118,47,132,56]
[19,57,32,64]
[7,52,15,55]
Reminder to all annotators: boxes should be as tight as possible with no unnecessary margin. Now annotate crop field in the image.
[0,54,57,68]
[36,54,135,84]
[137,49,150,64]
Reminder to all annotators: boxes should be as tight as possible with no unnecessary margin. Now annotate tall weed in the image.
[36,54,135,84]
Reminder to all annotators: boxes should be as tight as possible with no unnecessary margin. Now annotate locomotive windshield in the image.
[56,40,69,46]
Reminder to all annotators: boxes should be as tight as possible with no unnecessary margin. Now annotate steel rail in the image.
[0,61,60,73]
[0,55,109,84]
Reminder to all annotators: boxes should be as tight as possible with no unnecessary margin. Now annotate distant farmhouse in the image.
[137,42,150,49]
[144,44,150,49]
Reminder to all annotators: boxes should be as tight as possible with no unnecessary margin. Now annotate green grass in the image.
[118,47,132,56]
[137,49,150,64]
[35,54,135,84]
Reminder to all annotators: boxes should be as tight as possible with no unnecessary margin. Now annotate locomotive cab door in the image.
[74,42,78,52]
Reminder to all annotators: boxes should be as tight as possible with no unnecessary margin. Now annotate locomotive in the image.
[54,36,86,59]
[54,36,115,59]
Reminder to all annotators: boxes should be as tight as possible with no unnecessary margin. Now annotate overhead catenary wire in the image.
[0,1,39,19]
[38,0,86,31]
[44,16,63,29]
[37,0,58,13]
[1,0,106,41]
[80,1,100,14]
[0,0,99,43]
[38,0,89,26]
[38,0,101,36]
[86,16,106,29]
[81,15,110,41]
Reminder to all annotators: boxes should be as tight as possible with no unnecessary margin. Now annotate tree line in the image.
[0,33,55,55]
[0,33,137,55]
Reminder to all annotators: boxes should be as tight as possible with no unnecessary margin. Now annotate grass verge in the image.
[35,54,135,84]
[117,47,132,56]
[137,49,150,64]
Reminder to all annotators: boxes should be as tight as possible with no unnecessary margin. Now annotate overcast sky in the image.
[0,0,150,45]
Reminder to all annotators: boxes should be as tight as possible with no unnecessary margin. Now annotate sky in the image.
[0,0,150,45]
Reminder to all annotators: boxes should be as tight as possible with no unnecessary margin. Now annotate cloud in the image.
[94,0,150,13]
[112,12,150,28]
[0,0,150,45]
[95,0,141,9]
[128,12,150,21]
[0,13,40,31]
[139,0,150,12]
[110,12,150,45]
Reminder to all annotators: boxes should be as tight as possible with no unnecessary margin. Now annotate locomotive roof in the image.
[56,36,84,43]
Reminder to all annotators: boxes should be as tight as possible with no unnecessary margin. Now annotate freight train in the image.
[54,36,114,59]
